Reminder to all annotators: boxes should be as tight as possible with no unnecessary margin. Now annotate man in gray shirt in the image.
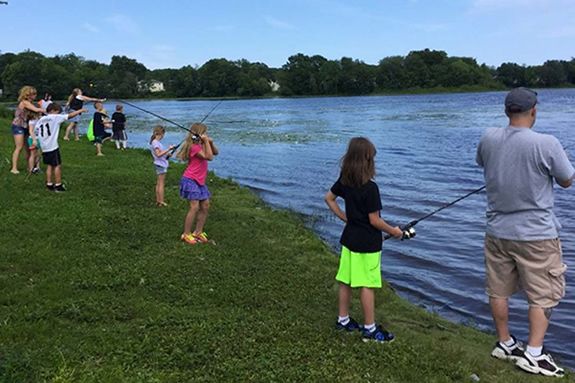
[476,87,574,377]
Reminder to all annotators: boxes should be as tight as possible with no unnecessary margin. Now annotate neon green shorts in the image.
[335,246,382,288]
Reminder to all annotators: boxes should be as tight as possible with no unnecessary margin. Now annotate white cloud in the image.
[105,14,140,35]
[264,15,295,30]
[82,22,99,33]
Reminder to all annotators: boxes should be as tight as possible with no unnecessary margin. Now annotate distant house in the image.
[269,80,280,92]
[149,80,165,93]
[138,80,165,93]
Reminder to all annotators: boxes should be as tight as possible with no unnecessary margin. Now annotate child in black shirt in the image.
[112,104,128,150]
[93,101,112,156]
[325,137,402,343]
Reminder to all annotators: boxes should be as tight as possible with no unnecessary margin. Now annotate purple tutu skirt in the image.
[180,177,211,201]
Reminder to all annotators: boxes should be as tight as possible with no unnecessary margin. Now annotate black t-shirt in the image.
[112,112,126,131]
[69,97,83,111]
[93,112,107,136]
[331,179,383,253]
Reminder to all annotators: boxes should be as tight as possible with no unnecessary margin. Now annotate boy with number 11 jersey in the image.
[34,103,86,192]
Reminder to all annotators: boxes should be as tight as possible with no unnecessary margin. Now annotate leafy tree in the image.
[198,58,240,97]
[496,63,527,87]
[566,58,575,84]
[173,65,201,98]
[109,55,148,79]
[404,52,431,88]
[338,57,375,95]
[376,56,408,90]
[0,52,16,90]
[537,60,567,87]
[280,54,327,95]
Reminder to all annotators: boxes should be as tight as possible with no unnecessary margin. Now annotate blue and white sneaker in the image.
[335,317,361,332]
[362,325,395,343]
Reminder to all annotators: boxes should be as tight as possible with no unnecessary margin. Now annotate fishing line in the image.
[169,99,223,154]
[116,99,223,155]
[386,143,575,241]
[116,99,189,132]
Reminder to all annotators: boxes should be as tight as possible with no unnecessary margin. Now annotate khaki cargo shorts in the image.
[484,234,567,308]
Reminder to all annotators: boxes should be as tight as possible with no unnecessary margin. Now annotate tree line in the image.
[1,49,574,100]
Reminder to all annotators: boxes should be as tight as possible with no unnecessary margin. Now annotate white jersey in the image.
[35,114,68,152]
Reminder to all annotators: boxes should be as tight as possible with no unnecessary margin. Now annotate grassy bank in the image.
[0,118,570,382]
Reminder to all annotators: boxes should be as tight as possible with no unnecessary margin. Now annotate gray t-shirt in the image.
[476,125,574,240]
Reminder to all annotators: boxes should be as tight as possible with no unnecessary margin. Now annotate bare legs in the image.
[528,307,549,348]
[28,149,36,172]
[490,296,549,347]
[155,174,166,206]
[11,134,26,174]
[338,283,352,317]
[490,297,511,342]
[96,137,111,156]
[338,283,375,325]
[360,288,375,325]
[194,199,210,235]
[96,143,103,156]
[183,199,210,235]
[64,122,79,141]
[45,165,62,185]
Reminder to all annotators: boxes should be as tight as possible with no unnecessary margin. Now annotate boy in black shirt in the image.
[93,101,112,156]
[112,104,128,150]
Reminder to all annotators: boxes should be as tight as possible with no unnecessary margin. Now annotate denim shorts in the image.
[155,165,168,175]
[11,124,27,135]
[68,114,81,123]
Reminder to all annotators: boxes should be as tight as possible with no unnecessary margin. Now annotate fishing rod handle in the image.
[383,220,418,241]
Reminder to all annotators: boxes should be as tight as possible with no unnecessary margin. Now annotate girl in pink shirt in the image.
[177,123,219,245]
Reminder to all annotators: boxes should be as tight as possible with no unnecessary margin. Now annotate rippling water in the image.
[97,90,575,366]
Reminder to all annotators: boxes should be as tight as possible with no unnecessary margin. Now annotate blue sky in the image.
[1,0,574,69]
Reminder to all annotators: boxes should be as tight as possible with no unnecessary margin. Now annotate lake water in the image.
[97,89,575,367]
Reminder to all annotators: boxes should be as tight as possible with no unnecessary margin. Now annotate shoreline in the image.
[3,85,575,106]
[0,118,569,381]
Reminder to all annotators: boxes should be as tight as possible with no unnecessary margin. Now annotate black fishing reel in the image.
[400,220,418,241]
[402,226,416,240]
[192,133,201,143]
[383,220,418,241]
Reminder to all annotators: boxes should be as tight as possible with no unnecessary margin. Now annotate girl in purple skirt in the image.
[177,123,219,245]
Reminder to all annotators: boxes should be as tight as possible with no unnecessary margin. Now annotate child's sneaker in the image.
[54,184,67,193]
[491,335,524,361]
[335,317,361,332]
[46,183,55,191]
[516,349,564,377]
[181,233,198,245]
[362,325,395,343]
[193,232,209,244]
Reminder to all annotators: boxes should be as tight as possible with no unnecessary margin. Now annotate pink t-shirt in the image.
[183,144,208,185]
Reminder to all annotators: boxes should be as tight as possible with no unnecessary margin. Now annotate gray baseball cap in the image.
[505,87,538,113]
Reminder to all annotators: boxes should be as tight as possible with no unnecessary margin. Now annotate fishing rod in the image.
[116,98,223,155]
[387,142,575,241]
[168,99,224,154]
[116,99,189,132]
[384,185,485,241]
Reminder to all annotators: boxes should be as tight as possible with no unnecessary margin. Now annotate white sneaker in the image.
[516,349,565,377]
[491,335,524,361]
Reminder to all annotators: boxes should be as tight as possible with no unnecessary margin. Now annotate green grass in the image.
[0,118,571,382]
